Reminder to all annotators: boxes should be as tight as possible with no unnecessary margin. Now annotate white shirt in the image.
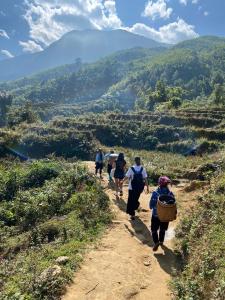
[126,165,148,190]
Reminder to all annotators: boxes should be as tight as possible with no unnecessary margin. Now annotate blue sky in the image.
[0,0,224,60]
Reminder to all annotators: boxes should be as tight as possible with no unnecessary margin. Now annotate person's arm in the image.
[143,168,149,193]
[149,191,158,209]
[123,167,131,183]
[144,178,150,193]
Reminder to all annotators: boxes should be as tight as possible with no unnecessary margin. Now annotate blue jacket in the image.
[149,187,174,217]
[95,152,104,163]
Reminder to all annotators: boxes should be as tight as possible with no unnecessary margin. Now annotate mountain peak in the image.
[0,29,164,82]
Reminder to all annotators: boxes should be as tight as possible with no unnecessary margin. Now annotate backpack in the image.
[131,167,145,193]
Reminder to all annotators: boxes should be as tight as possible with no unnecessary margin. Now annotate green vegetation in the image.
[0,35,225,300]
[1,36,225,118]
[173,159,225,299]
[0,159,111,299]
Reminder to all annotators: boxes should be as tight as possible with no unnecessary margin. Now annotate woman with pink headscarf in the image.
[149,176,176,251]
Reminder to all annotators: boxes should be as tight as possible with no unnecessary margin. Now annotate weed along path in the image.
[63,162,189,300]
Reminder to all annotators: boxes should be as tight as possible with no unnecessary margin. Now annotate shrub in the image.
[173,169,225,299]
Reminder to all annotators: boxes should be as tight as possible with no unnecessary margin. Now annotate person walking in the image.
[95,148,104,179]
[114,153,126,197]
[149,176,175,251]
[105,150,117,182]
[124,157,149,220]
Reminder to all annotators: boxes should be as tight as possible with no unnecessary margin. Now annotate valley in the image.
[0,31,225,300]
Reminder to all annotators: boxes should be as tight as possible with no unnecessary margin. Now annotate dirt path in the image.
[63,162,191,300]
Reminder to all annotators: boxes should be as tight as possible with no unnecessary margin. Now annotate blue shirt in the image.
[95,152,104,163]
[149,187,175,217]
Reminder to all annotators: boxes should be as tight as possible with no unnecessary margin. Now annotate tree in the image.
[213,84,225,105]
[169,96,182,108]
[155,80,167,103]
[0,92,13,126]
[7,102,39,127]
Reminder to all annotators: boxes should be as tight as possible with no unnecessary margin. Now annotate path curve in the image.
[63,162,188,300]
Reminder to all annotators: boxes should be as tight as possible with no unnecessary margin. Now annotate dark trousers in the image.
[151,216,169,244]
[95,162,103,175]
[126,189,141,216]
[107,163,112,176]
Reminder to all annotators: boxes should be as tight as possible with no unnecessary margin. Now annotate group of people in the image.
[95,148,175,251]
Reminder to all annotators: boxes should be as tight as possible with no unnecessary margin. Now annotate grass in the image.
[0,159,111,299]
[113,147,224,183]
[173,165,225,300]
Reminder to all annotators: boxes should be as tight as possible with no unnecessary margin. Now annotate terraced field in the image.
[49,109,225,154]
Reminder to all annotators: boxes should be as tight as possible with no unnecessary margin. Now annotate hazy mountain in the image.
[6,35,224,112]
[0,29,166,82]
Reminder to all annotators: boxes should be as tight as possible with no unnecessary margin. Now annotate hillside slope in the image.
[0,29,165,82]
[5,47,166,106]
[3,36,225,113]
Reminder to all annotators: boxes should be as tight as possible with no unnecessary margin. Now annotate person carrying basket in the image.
[149,176,177,252]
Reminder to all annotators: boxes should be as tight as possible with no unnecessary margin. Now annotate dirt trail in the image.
[63,162,192,300]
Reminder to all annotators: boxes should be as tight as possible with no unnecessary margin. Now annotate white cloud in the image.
[179,0,199,5]
[179,0,188,5]
[23,0,122,47]
[1,49,14,58]
[143,0,173,20]
[22,0,199,48]
[0,29,9,39]
[19,40,44,53]
[204,11,209,16]
[127,18,199,44]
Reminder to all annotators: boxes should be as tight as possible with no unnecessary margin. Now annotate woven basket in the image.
[157,200,177,222]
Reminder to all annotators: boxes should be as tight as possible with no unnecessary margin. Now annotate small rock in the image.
[143,260,151,267]
[39,265,62,283]
[140,285,148,290]
[55,256,69,265]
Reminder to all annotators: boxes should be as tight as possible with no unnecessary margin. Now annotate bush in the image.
[173,169,225,299]
[0,159,111,299]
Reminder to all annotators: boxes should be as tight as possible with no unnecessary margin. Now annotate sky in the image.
[0,0,224,60]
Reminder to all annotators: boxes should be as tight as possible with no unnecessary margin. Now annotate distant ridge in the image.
[0,29,166,82]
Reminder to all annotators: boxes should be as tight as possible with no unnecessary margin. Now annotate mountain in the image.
[174,35,225,52]
[0,29,166,82]
[3,47,166,106]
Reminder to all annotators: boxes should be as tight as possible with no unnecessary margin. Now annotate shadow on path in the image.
[112,195,154,247]
[129,217,154,247]
[154,245,179,275]
[112,196,127,212]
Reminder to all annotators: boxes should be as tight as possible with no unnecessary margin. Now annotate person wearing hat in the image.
[149,176,175,251]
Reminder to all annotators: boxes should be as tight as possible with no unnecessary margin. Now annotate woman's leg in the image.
[115,178,119,195]
[126,190,135,217]
[151,216,160,245]
[99,163,103,178]
[119,179,123,195]
[159,222,169,244]
[95,163,99,175]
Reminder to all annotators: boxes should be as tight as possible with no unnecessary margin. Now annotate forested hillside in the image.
[1,47,166,109]
[2,36,224,117]
[0,34,225,300]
